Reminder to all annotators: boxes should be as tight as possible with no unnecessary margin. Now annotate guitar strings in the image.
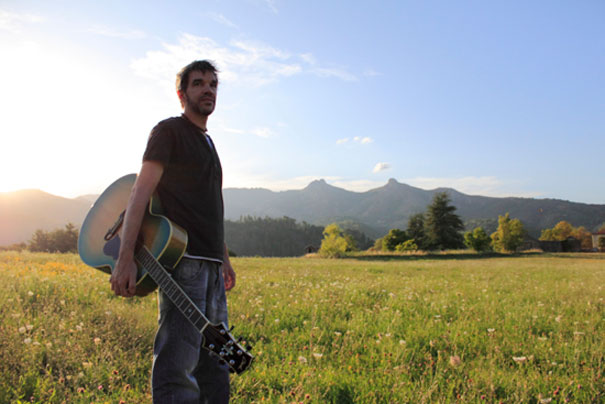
[137,247,248,367]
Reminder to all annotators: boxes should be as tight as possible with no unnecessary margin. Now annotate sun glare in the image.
[0,34,171,198]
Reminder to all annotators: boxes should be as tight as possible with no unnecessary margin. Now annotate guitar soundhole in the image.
[103,236,121,260]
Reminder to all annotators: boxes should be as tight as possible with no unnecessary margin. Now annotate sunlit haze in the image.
[1,1,604,203]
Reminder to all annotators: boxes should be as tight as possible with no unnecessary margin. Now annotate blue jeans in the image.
[152,258,230,404]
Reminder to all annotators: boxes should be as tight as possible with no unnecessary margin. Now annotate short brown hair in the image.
[176,60,219,93]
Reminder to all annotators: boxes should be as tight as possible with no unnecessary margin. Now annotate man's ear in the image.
[177,90,186,108]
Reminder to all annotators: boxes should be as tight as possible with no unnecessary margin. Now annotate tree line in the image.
[320,192,470,257]
[225,216,373,257]
[2,217,369,257]
[5,195,604,256]
[0,223,80,253]
[320,192,605,257]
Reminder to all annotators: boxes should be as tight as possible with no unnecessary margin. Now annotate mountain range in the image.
[2,179,605,246]
[223,179,605,238]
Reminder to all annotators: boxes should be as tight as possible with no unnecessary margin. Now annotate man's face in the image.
[181,70,218,117]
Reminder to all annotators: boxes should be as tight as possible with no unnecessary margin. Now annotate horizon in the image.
[2,177,601,206]
[1,1,604,204]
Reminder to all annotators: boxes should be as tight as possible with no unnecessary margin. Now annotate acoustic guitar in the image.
[78,174,253,374]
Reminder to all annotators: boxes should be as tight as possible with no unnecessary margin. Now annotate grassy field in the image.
[0,251,603,403]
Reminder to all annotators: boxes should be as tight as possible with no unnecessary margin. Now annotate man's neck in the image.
[183,110,209,131]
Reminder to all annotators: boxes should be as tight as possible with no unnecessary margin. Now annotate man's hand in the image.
[223,261,236,291]
[110,257,138,297]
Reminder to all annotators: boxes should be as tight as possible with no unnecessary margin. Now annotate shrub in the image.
[395,239,418,252]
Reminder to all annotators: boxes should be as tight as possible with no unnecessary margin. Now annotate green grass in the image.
[0,251,603,403]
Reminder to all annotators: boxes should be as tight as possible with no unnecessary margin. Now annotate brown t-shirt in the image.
[143,115,224,261]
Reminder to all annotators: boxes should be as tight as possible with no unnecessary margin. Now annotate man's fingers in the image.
[127,272,137,296]
[110,276,119,294]
[224,269,236,291]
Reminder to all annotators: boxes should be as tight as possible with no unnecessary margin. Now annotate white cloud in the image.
[354,136,373,144]
[311,67,358,82]
[251,127,275,138]
[230,39,291,60]
[88,24,146,39]
[261,0,279,14]
[215,122,277,138]
[373,163,391,173]
[337,136,373,145]
[299,52,316,65]
[0,9,43,33]
[130,33,356,90]
[363,68,381,77]
[205,12,239,29]
[217,125,246,135]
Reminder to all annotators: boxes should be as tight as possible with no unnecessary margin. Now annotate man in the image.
[111,60,235,403]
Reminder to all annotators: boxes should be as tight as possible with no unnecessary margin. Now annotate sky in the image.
[1,0,604,204]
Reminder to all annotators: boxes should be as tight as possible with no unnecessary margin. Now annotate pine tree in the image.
[424,192,464,250]
[407,213,427,250]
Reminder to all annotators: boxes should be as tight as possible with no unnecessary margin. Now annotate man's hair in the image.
[176,60,219,93]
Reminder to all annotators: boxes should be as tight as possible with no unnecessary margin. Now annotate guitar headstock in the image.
[202,322,254,374]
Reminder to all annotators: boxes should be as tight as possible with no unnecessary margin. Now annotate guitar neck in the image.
[135,246,210,333]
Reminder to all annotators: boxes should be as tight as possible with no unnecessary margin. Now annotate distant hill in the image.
[2,179,605,246]
[0,190,93,246]
[223,178,605,238]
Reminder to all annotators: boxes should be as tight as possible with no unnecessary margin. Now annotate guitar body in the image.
[78,174,188,296]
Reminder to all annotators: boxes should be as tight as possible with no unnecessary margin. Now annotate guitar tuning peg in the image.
[229,325,235,332]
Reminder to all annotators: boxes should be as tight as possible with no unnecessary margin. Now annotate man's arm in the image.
[222,243,236,291]
[110,161,164,297]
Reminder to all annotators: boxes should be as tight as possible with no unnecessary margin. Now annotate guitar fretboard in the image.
[136,247,210,333]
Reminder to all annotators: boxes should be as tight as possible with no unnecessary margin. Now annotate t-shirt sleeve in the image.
[143,122,173,164]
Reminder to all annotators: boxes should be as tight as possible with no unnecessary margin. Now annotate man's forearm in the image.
[117,186,152,260]
[223,243,231,264]
[118,161,165,260]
